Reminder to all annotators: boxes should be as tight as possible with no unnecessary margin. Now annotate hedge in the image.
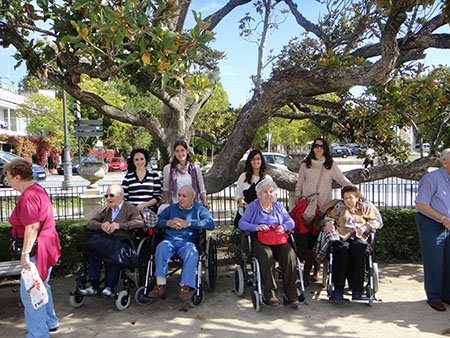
[0,208,423,275]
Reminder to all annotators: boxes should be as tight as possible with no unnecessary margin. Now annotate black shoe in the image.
[427,300,446,312]
[49,326,59,332]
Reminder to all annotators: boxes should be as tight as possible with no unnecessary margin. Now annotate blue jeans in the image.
[416,213,450,302]
[155,238,198,288]
[88,256,121,289]
[20,260,59,338]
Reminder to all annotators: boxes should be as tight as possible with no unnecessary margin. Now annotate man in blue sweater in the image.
[150,185,214,302]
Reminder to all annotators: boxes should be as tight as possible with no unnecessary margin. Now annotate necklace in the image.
[260,202,273,213]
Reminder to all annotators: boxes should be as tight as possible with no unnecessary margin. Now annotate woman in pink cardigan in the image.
[295,138,352,285]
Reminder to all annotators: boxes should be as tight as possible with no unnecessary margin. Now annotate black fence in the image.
[0,177,419,225]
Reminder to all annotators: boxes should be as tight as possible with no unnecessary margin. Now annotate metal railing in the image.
[0,177,419,224]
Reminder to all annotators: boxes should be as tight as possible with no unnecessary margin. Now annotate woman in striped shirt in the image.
[122,148,161,214]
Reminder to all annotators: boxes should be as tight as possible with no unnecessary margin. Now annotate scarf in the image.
[169,161,201,200]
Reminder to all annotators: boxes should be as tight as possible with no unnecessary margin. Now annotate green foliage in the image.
[194,83,237,150]
[2,0,216,96]
[16,93,69,150]
[376,209,422,262]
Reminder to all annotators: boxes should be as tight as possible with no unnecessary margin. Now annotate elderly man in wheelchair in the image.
[149,185,214,302]
[316,185,382,302]
[76,184,144,302]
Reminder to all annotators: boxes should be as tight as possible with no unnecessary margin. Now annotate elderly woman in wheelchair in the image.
[316,185,382,302]
[238,181,301,308]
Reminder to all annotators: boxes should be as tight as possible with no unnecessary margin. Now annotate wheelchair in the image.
[322,233,379,306]
[69,228,151,311]
[134,228,217,307]
[233,231,306,311]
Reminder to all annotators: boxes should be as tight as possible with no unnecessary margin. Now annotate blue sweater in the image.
[157,202,214,243]
[239,200,294,232]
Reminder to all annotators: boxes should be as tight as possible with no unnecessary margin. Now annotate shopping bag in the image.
[21,262,49,310]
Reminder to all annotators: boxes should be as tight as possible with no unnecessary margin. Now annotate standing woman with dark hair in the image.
[295,138,352,286]
[234,149,273,226]
[122,148,161,221]
[5,159,60,336]
[162,141,208,207]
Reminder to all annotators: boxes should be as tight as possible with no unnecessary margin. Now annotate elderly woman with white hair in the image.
[239,181,299,306]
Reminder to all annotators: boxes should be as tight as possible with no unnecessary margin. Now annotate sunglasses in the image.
[104,193,115,198]
[313,143,324,149]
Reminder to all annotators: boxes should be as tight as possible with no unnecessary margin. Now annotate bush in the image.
[376,208,421,262]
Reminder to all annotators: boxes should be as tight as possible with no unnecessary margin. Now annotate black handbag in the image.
[10,213,46,260]
[10,237,37,259]
[82,233,138,268]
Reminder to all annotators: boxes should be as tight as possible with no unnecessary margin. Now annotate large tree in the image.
[1,0,450,192]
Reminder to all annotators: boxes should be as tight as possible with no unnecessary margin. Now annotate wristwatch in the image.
[187,221,191,228]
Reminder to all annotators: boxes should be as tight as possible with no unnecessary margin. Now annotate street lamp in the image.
[61,90,74,189]
[266,133,272,152]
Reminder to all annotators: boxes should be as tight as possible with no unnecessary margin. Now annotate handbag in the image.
[82,232,138,268]
[257,225,288,246]
[10,237,37,259]
[10,213,47,260]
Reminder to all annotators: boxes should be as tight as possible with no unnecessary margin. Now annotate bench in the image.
[0,260,22,277]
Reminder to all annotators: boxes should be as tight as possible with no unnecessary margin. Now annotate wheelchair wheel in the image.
[251,290,261,312]
[191,287,205,306]
[69,294,85,308]
[115,290,131,311]
[234,266,245,296]
[206,236,218,289]
[136,237,153,287]
[134,286,154,306]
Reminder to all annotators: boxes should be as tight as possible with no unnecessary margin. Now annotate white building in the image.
[0,81,28,148]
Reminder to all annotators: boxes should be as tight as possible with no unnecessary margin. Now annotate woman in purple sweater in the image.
[239,181,299,307]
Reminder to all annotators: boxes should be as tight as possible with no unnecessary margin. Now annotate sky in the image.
[1,0,449,107]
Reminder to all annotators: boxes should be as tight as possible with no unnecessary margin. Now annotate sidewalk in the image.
[1,263,449,338]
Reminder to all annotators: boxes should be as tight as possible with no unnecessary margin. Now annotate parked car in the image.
[414,143,430,152]
[344,143,362,156]
[107,157,127,172]
[241,152,288,170]
[56,156,98,175]
[331,146,352,158]
[0,150,47,187]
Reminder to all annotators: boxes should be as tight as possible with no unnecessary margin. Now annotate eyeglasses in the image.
[313,144,324,149]
[104,193,115,198]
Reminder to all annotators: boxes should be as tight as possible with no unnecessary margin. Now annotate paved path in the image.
[1,263,449,338]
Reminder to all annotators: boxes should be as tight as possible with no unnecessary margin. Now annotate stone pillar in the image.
[81,188,104,220]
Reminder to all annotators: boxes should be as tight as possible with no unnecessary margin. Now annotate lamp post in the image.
[61,90,74,189]
[266,133,272,152]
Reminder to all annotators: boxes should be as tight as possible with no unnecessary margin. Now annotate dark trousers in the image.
[252,240,298,300]
[332,238,367,292]
[416,213,450,302]
[88,256,121,289]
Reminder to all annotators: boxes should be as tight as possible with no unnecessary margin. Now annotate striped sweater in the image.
[122,170,162,211]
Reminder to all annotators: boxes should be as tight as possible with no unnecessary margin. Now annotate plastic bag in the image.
[21,262,49,310]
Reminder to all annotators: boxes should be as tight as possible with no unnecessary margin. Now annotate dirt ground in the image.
[1,263,449,338]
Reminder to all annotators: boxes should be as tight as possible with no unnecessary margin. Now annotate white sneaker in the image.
[79,286,97,296]
[101,287,113,297]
